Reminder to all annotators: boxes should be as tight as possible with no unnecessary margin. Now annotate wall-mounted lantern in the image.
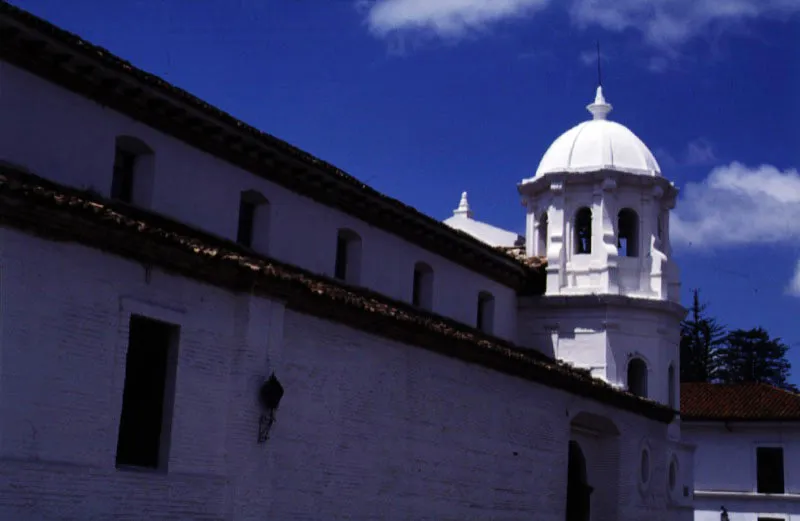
[257,373,284,444]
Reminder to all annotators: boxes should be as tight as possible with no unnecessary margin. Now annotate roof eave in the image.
[0,164,675,424]
[0,3,528,288]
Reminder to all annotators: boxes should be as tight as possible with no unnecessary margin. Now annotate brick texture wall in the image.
[0,227,685,520]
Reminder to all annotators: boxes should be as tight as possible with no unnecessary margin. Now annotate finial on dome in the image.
[453,191,473,218]
[587,85,612,120]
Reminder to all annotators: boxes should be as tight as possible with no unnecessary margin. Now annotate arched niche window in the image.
[627,358,648,398]
[617,208,639,257]
[574,207,592,255]
[476,291,495,334]
[657,214,664,241]
[334,228,362,284]
[668,364,676,409]
[111,136,154,206]
[237,189,270,252]
[412,262,434,310]
[537,212,549,256]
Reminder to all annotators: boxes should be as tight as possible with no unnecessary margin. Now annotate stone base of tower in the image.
[517,294,686,407]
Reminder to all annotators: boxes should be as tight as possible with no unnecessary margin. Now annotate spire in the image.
[587,85,612,120]
[453,191,473,218]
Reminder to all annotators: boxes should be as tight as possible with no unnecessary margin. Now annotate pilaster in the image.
[598,177,620,294]
[546,179,566,294]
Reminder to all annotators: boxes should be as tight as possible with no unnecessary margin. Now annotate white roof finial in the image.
[453,191,473,218]
[587,85,612,120]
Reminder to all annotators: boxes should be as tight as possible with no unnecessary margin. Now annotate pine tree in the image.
[717,328,797,392]
[679,289,727,383]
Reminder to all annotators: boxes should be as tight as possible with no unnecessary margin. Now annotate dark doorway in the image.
[116,315,179,470]
[566,440,592,521]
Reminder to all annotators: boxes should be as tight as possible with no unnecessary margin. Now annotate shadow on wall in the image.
[515,312,580,360]
[540,326,579,361]
[536,330,556,359]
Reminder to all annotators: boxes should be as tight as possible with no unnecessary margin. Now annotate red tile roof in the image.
[681,382,800,422]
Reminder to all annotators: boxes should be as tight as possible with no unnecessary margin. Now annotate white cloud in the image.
[362,0,800,65]
[672,162,800,248]
[788,260,800,297]
[569,0,800,52]
[364,0,550,38]
[684,138,716,165]
[671,162,800,296]
[654,139,716,168]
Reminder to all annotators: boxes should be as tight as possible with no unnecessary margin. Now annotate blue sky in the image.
[11,0,800,383]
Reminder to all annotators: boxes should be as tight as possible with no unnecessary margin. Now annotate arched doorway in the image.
[565,440,592,521]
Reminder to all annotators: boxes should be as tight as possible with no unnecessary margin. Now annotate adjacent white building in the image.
[0,3,695,520]
[682,383,800,521]
[444,191,525,248]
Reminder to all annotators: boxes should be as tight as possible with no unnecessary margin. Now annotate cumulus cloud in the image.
[364,0,550,38]
[684,138,716,165]
[570,0,800,51]
[672,162,800,248]
[671,162,800,295]
[654,139,716,168]
[362,0,800,63]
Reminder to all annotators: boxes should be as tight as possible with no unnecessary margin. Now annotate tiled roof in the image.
[0,1,534,290]
[0,164,675,423]
[496,246,547,268]
[681,382,800,422]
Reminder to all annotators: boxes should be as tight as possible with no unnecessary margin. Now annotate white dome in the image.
[534,87,661,177]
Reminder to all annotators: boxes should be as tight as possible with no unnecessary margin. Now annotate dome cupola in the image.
[533,87,661,178]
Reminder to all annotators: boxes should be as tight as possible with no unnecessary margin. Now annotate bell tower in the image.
[517,87,685,407]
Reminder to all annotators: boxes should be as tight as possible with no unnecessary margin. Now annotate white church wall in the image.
[0,226,681,520]
[0,60,517,341]
[672,440,698,514]
[0,227,256,474]
[684,423,800,521]
[517,297,682,407]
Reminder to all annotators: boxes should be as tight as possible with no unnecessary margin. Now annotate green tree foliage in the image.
[679,289,726,383]
[679,290,797,391]
[717,327,797,392]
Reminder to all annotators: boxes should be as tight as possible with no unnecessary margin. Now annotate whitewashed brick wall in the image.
[0,227,683,520]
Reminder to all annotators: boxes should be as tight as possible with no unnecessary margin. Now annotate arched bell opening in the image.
[617,208,639,257]
[574,207,592,255]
